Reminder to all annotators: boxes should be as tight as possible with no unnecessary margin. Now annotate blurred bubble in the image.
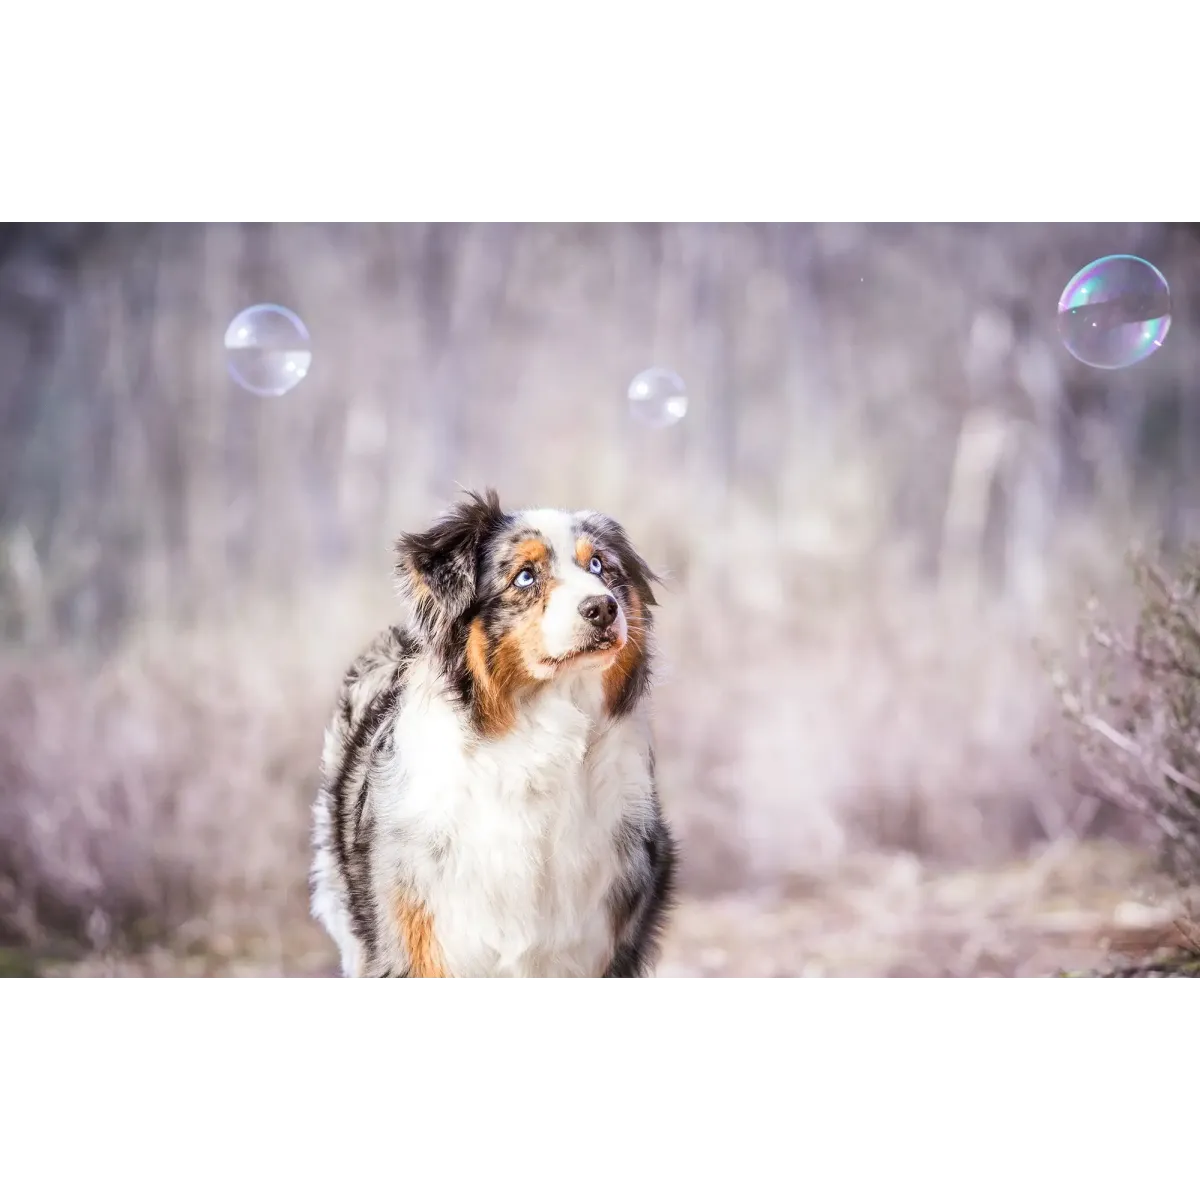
[627,367,688,429]
[1057,255,1171,370]
[224,303,312,397]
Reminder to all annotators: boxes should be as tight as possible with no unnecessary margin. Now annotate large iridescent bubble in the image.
[1056,255,1170,370]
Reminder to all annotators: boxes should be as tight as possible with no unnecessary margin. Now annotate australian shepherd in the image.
[310,489,677,977]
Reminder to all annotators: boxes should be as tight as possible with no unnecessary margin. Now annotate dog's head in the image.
[395,489,659,736]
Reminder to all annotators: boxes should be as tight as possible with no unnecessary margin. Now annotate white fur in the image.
[369,657,655,977]
[310,850,363,978]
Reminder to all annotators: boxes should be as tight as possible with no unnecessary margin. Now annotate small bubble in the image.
[1057,255,1171,370]
[224,303,312,396]
[627,367,688,429]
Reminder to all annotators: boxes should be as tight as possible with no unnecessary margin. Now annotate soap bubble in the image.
[1057,255,1171,370]
[627,367,688,429]
[224,303,312,397]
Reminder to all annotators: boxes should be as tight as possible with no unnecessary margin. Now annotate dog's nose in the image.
[578,594,618,630]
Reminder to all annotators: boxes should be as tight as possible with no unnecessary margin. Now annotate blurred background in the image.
[2,222,1198,977]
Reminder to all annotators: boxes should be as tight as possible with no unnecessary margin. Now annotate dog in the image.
[310,489,677,977]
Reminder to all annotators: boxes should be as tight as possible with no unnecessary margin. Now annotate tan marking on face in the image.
[602,589,644,715]
[514,538,549,571]
[466,617,543,737]
[394,896,447,978]
[574,537,596,569]
[515,603,553,659]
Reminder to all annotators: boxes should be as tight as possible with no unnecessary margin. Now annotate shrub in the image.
[1057,547,1200,885]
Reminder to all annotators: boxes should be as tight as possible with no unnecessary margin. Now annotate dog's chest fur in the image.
[373,659,655,977]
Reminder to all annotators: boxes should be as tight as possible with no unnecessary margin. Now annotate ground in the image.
[659,841,1198,978]
[13,839,1195,979]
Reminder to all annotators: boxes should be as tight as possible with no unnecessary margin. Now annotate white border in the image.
[1,6,1192,220]
[2,981,1193,1196]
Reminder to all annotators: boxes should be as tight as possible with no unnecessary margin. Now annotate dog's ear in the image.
[395,489,505,639]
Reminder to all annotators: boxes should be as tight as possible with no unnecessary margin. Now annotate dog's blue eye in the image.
[513,568,536,589]
[588,556,604,575]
